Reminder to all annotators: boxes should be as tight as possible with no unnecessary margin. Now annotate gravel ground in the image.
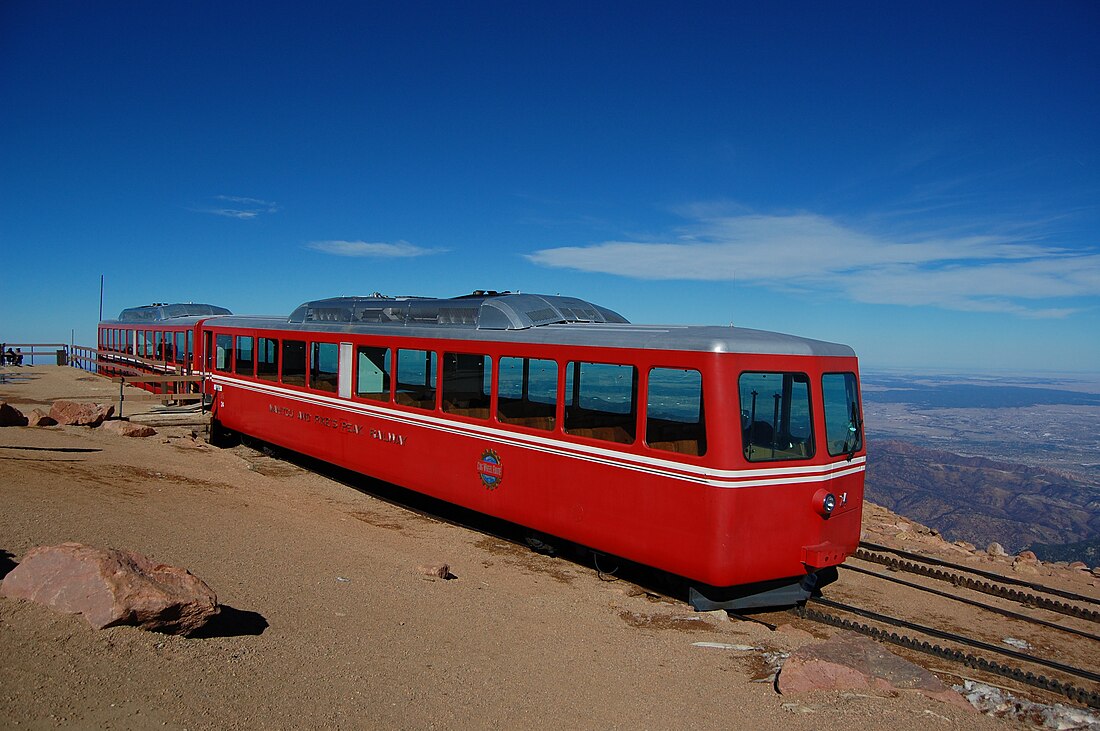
[0,367,1027,729]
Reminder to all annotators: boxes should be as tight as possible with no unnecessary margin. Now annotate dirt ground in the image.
[0,367,1061,729]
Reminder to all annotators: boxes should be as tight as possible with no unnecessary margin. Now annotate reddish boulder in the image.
[26,408,57,427]
[100,419,157,438]
[1,542,218,635]
[777,632,971,710]
[48,400,114,427]
[0,401,28,427]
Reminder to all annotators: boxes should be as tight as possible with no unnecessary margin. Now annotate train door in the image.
[338,342,353,399]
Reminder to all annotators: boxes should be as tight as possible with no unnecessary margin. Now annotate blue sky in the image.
[2,2,1097,373]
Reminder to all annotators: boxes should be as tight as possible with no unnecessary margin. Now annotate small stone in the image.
[986,542,1007,557]
[1015,550,1038,563]
[0,401,28,427]
[416,563,453,579]
[954,541,976,552]
[1068,561,1088,571]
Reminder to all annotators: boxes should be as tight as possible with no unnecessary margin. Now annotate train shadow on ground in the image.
[236,437,697,607]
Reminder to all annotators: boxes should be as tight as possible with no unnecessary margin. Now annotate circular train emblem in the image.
[477,449,503,490]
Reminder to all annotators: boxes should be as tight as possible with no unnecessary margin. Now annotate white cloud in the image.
[526,212,1098,318]
[196,195,279,219]
[307,240,444,258]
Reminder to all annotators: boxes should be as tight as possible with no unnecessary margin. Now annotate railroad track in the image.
[798,597,1100,708]
[856,541,1100,622]
[797,541,1100,708]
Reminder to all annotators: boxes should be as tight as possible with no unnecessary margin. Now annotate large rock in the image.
[0,401,28,426]
[1,542,218,635]
[26,408,57,427]
[777,632,971,710]
[100,419,157,438]
[48,400,115,427]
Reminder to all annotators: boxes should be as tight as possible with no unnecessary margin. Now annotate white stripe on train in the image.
[208,373,865,489]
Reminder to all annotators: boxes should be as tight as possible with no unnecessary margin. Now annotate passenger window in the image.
[175,332,186,363]
[310,342,339,393]
[497,357,557,431]
[739,372,814,461]
[144,330,153,358]
[186,331,193,362]
[215,334,233,372]
[442,353,491,419]
[282,340,307,386]
[257,338,279,381]
[236,336,254,375]
[823,373,863,457]
[646,368,706,456]
[395,349,437,410]
[564,361,637,444]
[355,346,391,401]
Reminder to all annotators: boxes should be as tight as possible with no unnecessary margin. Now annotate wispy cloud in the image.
[307,240,445,258]
[194,195,280,219]
[526,212,1099,318]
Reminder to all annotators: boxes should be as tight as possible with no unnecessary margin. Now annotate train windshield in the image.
[823,372,863,457]
[739,372,814,461]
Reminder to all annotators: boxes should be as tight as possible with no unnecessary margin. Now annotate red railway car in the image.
[97,303,231,391]
[196,291,865,610]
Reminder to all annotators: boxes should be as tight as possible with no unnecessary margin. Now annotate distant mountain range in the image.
[864,439,1100,558]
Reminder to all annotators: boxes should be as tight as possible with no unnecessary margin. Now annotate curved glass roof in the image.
[287,291,628,330]
[115,303,232,323]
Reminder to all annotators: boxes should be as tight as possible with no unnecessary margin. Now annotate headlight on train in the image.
[813,489,837,517]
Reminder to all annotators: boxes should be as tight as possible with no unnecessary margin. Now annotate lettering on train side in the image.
[268,404,294,418]
[313,414,364,434]
[369,428,407,445]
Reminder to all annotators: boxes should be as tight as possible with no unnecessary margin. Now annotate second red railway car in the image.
[102,291,866,610]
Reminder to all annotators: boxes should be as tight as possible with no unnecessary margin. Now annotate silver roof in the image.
[209,292,855,358]
[107,303,232,323]
[287,291,628,330]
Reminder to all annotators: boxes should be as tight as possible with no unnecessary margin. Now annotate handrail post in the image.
[118,376,125,419]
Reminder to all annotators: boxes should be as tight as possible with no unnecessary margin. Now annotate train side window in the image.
[257,338,278,381]
[645,368,706,457]
[310,342,339,393]
[355,346,391,401]
[395,348,437,410]
[215,334,233,372]
[236,336,254,376]
[175,332,186,363]
[823,372,863,457]
[282,340,306,386]
[442,352,491,419]
[739,372,814,462]
[497,357,557,431]
[564,361,637,444]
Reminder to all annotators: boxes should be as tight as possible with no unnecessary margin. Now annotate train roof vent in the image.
[287,292,628,330]
[116,303,232,322]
